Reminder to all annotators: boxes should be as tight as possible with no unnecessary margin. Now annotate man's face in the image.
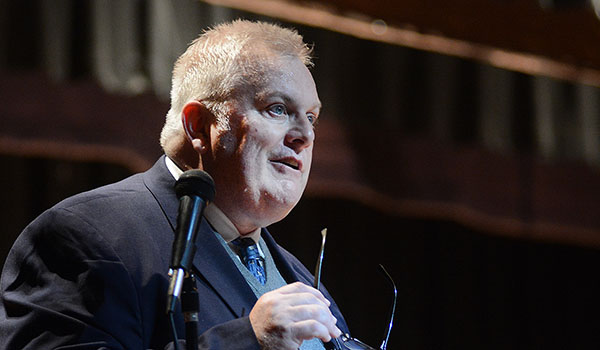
[204,56,320,232]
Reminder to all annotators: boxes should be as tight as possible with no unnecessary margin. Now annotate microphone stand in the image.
[181,273,199,350]
[167,170,215,350]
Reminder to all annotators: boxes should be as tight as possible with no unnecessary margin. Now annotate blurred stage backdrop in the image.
[1,0,600,349]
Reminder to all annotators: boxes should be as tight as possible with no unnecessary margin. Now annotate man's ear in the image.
[182,101,212,154]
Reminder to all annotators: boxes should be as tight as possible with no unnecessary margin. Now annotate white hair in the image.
[160,20,313,156]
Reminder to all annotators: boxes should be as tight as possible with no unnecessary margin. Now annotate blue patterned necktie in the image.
[232,237,266,285]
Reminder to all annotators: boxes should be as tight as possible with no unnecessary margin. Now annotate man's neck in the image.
[165,156,261,243]
[204,205,262,243]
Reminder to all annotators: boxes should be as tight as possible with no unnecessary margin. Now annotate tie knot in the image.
[232,237,256,248]
[232,237,261,260]
[232,237,266,284]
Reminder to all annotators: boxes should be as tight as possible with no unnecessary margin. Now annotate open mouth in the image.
[271,158,301,171]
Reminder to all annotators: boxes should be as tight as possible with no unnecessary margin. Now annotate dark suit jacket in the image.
[0,156,348,350]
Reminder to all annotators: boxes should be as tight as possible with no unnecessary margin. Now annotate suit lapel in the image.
[192,220,258,317]
[142,156,179,232]
[143,157,257,318]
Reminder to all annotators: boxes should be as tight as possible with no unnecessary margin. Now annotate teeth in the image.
[274,159,299,170]
[286,160,299,169]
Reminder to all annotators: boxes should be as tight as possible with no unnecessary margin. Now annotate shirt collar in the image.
[165,155,184,179]
[164,156,261,244]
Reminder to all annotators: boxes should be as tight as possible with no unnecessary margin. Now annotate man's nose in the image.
[284,116,315,153]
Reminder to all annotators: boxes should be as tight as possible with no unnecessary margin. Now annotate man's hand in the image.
[249,282,342,350]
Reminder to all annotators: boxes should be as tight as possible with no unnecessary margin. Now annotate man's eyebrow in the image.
[255,92,292,103]
[257,92,321,111]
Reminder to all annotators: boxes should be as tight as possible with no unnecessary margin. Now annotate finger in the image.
[278,282,331,306]
[258,290,328,314]
[287,304,331,321]
[288,304,342,338]
[282,291,332,309]
[291,319,332,343]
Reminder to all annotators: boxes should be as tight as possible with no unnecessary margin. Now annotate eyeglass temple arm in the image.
[313,228,327,290]
[314,231,397,350]
[378,264,397,350]
[314,229,343,350]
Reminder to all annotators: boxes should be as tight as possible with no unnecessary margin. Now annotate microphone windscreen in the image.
[175,170,216,202]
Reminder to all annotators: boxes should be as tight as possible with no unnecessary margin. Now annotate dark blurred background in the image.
[1,0,600,349]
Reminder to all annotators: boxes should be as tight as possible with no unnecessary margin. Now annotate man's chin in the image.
[259,193,301,223]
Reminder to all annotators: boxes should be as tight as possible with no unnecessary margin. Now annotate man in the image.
[0,20,348,349]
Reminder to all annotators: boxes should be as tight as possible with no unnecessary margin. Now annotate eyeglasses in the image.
[314,229,397,350]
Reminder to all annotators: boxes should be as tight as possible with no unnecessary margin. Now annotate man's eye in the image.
[268,104,287,117]
[307,114,318,126]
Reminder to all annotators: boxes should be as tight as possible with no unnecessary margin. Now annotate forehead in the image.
[237,55,321,109]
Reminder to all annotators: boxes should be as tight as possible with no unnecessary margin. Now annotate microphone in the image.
[166,170,216,314]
